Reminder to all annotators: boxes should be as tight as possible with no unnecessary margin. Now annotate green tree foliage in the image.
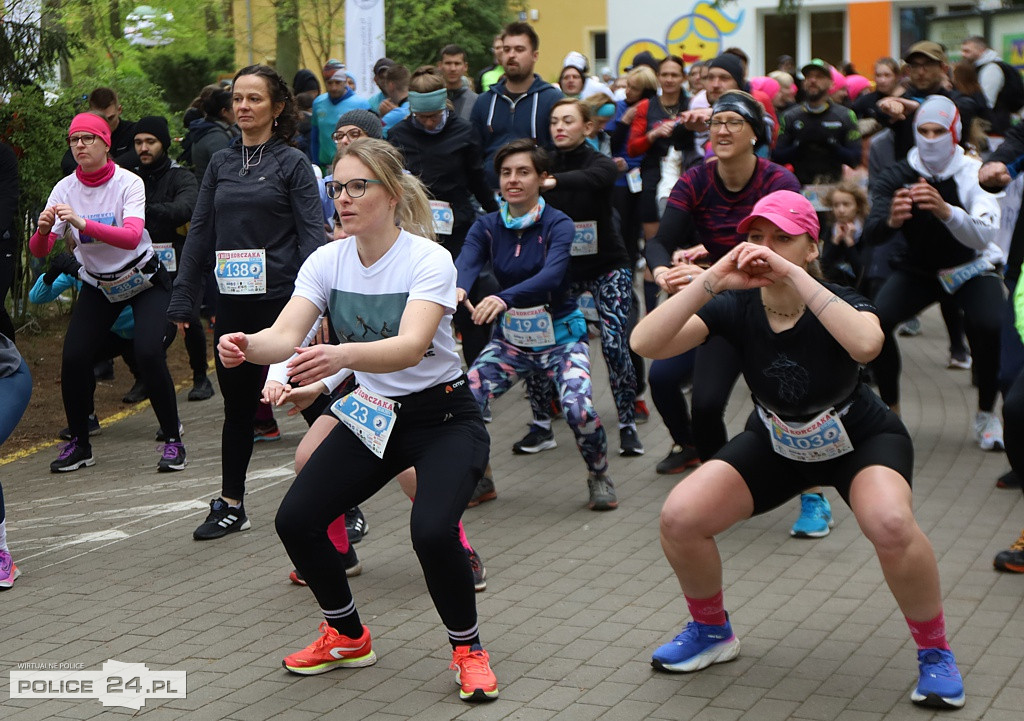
[0,0,79,88]
[384,0,511,75]
[138,40,234,114]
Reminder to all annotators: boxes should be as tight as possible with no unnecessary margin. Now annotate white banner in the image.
[345,0,386,99]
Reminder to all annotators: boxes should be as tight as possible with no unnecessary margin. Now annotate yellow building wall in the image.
[522,1,608,83]
[233,0,345,76]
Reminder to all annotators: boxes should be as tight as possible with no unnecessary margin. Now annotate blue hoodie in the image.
[455,206,576,322]
[310,88,371,169]
[470,74,563,187]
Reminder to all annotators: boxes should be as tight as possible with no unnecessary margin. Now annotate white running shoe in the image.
[974,411,1004,451]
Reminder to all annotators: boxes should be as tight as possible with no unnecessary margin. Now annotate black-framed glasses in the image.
[332,128,364,142]
[68,134,98,146]
[708,118,746,132]
[325,178,382,199]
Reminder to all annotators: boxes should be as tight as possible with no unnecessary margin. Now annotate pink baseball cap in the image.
[737,190,820,241]
[68,112,111,148]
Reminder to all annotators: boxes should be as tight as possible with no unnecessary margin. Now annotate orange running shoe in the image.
[282,622,377,675]
[450,644,499,702]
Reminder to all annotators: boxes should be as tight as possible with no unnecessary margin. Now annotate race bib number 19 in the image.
[501,305,556,347]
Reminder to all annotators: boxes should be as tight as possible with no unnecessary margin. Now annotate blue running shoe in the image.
[651,617,740,673]
[911,648,965,709]
[790,493,834,538]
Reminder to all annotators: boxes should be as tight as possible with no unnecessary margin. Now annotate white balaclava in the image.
[913,95,961,177]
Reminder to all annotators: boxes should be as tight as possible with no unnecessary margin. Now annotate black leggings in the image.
[1004,367,1024,496]
[213,296,289,500]
[871,270,1004,411]
[276,380,488,637]
[62,283,179,444]
[691,335,744,461]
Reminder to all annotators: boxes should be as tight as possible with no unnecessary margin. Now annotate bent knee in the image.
[862,508,918,552]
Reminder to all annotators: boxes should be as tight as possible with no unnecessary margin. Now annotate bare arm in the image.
[285,299,446,386]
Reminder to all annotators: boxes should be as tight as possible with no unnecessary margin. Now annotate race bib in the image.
[152,243,177,273]
[578,291,599,321]
[331,386,400,459]
[501,305,555,347]
[758,406,854,463]
[429,200,454,236]
[571,220,598,256]
[937,257,995,295]
[96,266,153,303]
[626,167,642,194]
[215,249,267,295]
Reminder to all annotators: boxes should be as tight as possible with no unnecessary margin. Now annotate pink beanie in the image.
[750,76,780,102]
[829,67,847,94]
[844,74,872,101]
[69,113,111,148]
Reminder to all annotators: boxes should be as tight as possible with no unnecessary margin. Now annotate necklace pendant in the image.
[239,167,248,177]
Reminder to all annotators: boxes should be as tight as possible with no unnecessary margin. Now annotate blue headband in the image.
[408,89,447,113]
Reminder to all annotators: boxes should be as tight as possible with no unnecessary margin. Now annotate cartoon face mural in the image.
[616,1,745,76]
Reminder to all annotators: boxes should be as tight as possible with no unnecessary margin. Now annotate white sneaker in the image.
[974,411,1004,451]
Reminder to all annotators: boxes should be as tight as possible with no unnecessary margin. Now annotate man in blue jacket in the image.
[470,22,563,188]
[310,65,370,172]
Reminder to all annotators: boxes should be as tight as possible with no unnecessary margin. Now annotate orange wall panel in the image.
[849,2,892,79]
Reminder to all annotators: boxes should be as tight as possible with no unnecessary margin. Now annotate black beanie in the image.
[134,116,171,152]
[335,109,384,139]
[708,54,747,91]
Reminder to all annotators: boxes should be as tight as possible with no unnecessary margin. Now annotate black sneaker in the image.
[512,424,557,454]
[157,442,187,472]
[345,507,368,544]
[289,546,362,585]
[188,375,215,401]
[122,380,148,404]
[467,476,497,508]
[656,445,701,474]
[155,422,185,442]
[587,472,618,511]
[341,544,362,577]
[193,498,251,540]
[996,469,1021,489]
[468,548,487,592]
[619,426,645,456]
[993,529,1024,573]
[50,439,95,473]
[59,414,101,441]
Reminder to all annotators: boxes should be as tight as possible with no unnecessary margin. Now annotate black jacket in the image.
[167,136,323,319]
[387,115,498,234]
[0,143,17,245]
[132,154,198,253]
[773,101,862,184]
[543,142,631,282]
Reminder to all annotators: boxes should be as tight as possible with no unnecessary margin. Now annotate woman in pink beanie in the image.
[29,111,185,474]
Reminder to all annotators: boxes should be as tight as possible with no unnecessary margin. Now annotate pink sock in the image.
[457,520,472,553]
[906,611,950,650]
[326,514,349,553]
[685,590,728,627]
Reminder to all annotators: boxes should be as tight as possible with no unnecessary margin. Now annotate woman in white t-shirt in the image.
[216,138,499,703]
[30,112,184,474]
